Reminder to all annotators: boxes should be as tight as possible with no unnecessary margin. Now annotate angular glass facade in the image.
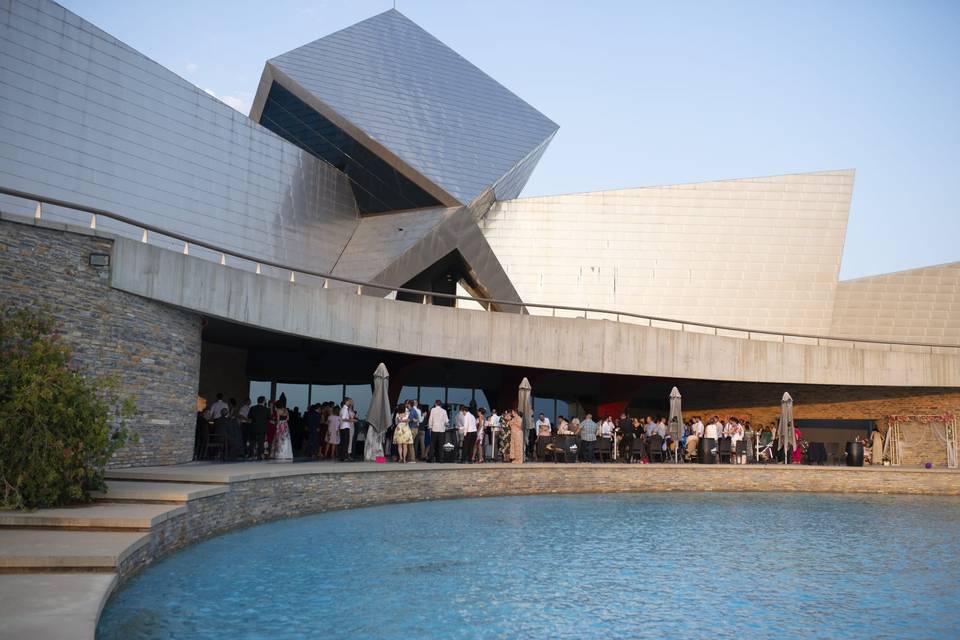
[259,9,558,206]
[259,83,442,214]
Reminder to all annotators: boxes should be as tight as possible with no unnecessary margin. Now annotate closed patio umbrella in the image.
[364,363,391,461]
[668,386,684,463]
[518,377,534,462]
[779,392,795,465]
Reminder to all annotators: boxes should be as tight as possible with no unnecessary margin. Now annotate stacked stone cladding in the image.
[0,217,201,466]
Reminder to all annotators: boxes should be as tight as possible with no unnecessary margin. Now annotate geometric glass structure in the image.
[252,10,559,213]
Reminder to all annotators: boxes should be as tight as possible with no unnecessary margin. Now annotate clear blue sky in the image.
[60,0,959,280]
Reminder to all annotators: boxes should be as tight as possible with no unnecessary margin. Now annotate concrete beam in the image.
[111,239,960,388]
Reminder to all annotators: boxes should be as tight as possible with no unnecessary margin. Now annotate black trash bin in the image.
[846,441,864,467]
[699,437,717,464]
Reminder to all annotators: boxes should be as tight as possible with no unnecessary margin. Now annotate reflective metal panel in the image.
[481,170,856,335]
[0,0,359,273]
[329,206,457,283]
[265,9,559,206]
[368,204,525,312]
[830,263,960,346]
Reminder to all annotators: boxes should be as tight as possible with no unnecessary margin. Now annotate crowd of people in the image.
[194,394,359,462]
[195,392,817,465]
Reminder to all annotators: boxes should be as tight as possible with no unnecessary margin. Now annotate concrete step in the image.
[0,503,185,531]
[0,573,117,640]
[0,530,148,571]
[90,480,228,503]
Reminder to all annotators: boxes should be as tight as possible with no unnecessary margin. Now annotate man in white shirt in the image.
[692,417,705,438]
[428,400,449,463]
[536,413,552,436]
[451,405,466,458]
[338,398,354,462]
[208,393,228,421]
[704,416,720,440]
[488,409,501,461]
[459,406,478,463]
[644,416,657,438]
[535,413,552,461]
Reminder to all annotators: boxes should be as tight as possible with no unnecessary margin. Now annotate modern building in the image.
[1,0,958,467]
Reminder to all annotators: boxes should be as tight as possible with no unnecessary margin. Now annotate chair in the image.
[665,438,680,463]
[683,437,699,463]
[596,438,612,462]
[718,437,732,464]
[647,435,663,463]
[536,436,550,462]
[631,437,647,463]
[544,442,565,463]
[205,429,227,462]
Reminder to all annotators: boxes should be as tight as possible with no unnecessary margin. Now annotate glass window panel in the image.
[556,399,571,421]
[345,384,372,420]
[249,380,271,403]
[310,384,343,406]
[276,383,309,413]
[473,389,490,413]
[534,396,555,423]
[399,386,419,405]
[419,386,445,406]
[447,387,472,408]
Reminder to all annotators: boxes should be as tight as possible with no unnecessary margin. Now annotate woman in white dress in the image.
[272,405,294,462]
[730,419,745,465]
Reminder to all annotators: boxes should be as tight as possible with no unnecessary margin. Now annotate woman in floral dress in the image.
[393,405,413,463]
[272,404,293,462]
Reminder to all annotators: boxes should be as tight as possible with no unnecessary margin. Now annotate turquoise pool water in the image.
[97,493,960,639]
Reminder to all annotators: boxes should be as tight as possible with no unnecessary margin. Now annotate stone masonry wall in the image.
[686,385,960,465]
[683,383,960,427]
[0,217,201,466]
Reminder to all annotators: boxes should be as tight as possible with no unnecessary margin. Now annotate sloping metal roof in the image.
[255,9,558,207]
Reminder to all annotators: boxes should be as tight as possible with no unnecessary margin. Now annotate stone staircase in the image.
[0,479,227,640]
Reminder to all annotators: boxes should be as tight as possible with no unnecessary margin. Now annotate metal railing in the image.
[2,185,957,355]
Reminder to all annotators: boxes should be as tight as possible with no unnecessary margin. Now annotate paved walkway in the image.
[0,478,225,640]
[105,458,958,484]
[1,460,957,639]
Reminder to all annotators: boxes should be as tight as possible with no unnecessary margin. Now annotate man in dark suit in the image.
[305,404,323,459]
[211,408,240,461]
[617,413,634,462]
[247,396,270,460]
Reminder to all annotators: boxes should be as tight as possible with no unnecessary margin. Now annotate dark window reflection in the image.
[258,82,443,214]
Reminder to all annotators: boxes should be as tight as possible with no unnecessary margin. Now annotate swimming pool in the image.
[97,493,960,639]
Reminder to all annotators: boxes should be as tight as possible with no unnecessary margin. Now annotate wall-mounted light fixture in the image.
[89,252,110,268]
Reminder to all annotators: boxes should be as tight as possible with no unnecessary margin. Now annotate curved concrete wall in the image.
[110,238,960,388]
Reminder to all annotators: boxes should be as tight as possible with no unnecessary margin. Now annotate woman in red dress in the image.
[791,426,804,464]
